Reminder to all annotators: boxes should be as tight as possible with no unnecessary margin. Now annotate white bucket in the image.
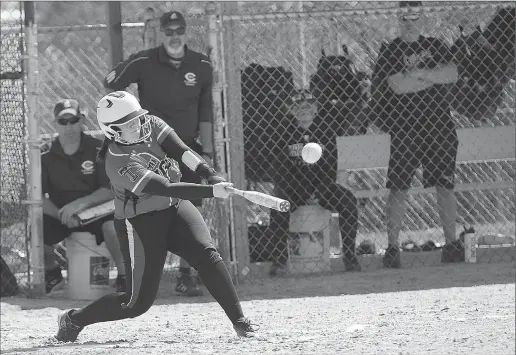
[66,232,112,300]
[288,205,333,274]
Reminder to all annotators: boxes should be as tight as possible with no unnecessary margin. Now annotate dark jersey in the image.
[373,36,455,130]
[105,116,182,219]
[271,113,338,190]
[42,133,110,208]
[103,45,213,142]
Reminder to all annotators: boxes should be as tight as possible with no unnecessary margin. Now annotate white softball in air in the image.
[301,143,323,164]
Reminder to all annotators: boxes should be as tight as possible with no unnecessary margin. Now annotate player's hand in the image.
[208,174,227,184]
[213,182,233,199]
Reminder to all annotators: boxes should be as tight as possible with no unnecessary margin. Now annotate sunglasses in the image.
[163,27,186,36]
[291,92,315,103]
[57,116,81,125]
[402,13,421,21]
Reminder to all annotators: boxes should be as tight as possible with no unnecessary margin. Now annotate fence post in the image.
[24,1,45,297]
[297,1,308,88]
[107,1,123,66]
[205,2,232,273]
[222,2,251,283]
[143,7,157,50]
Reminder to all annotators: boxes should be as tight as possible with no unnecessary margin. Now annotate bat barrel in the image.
[279,200,291,212]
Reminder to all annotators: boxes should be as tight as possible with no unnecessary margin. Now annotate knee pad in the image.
[192,248,222,270]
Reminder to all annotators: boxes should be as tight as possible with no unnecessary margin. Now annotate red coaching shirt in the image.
[41,133,110,209]
[103,45,213,143]
[372,35,455,132]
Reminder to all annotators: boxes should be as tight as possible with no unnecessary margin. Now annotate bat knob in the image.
[279,201,291,212]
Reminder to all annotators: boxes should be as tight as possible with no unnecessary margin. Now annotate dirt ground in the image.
[1,262,515,355]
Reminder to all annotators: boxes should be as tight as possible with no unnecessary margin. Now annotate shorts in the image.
[178,139,203,207]
[43,214,114,246]
[387,125,458,190]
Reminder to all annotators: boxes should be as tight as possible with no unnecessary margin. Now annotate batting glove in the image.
[213,182,233,199]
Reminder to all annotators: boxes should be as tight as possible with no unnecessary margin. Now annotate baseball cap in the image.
[160,11,186,29]
[399,1,422,20]
[54,99,81,118]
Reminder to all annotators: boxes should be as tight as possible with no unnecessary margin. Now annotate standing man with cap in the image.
[42,99,125,293]
[103,10,218,296]
[370,1,463,268]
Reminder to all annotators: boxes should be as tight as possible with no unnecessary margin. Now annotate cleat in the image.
[383,245,401,268]
[233,317,259,338]
[441,240,465,263]
[55,310,83,342]
[115,275,126,293]
[45,269,65,294]
[175,274,203,297]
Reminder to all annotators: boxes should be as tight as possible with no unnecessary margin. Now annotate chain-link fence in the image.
[30,2,221,282]
[1,1,29,296]
[220,2,515,279]
[2,1,515,293]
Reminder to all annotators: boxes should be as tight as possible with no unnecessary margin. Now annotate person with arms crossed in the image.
[103,10,214,296]
[370,1,463,268]
[55,91,258,342]
[42,99,125,293]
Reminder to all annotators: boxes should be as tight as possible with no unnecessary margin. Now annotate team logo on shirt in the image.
[184,72,197,86]
[81,160,95,175]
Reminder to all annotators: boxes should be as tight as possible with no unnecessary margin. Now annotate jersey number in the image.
[157,159,172,179]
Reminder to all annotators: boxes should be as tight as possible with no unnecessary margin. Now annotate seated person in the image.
[42,99,125,293]
[267,90,361,276]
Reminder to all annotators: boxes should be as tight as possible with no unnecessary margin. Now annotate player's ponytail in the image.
[97,137,113,163]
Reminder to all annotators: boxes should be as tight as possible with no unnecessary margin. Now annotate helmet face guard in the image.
[106,113,151,145]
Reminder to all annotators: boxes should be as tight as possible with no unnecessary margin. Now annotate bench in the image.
[336,125,516,197]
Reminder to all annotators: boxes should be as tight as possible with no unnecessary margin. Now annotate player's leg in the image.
[175,149,204,296]
[316,182,360,271]
[167,200,258,337]
[423,127,463,262]
[56,213,170,342]
[85,216,126,292]
[384,131,420,268]
[175,192,203,297]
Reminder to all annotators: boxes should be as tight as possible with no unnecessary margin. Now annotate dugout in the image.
[241,63,294,182]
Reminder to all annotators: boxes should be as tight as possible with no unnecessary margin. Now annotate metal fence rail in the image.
[218,2,515,279]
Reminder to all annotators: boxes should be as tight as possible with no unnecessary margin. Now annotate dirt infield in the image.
[1,262,514,355]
